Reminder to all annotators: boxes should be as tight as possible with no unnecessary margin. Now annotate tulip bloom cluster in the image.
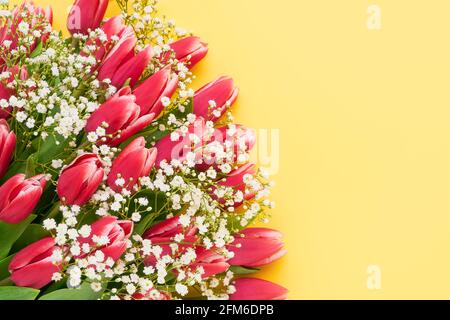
[0,0,287,301]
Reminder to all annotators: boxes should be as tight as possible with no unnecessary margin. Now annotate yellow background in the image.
[14,0,450,299]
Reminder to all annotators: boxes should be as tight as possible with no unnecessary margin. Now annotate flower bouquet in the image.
[0,0,287,300]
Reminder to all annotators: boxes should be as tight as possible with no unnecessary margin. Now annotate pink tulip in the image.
[0,84,11,119]
[107,137,157,193]
[133,290,172,300]
[133,66,179,117]
[85,87,154,146]
[0,66,29,119]
[143,216,197,240]
[197,125,256,170]
[109,46,153,88]
[230,278,288,300]
[67,0,108,35]
[9,237,60,289]
[143,217,227,278]
[0,2,52,56]
[194,77,239,122]
[97,27,138,87]
[88,16,128,62]
[78,216,133,261]
[228,228,287,267]
[0,174,47,224]
[57,154,104,206]
[143,216,198,265]
[162,36,208,69]
[154,117,208,167]
[0,120,16,179]
[190,247,230,279]
[216,163,257,206]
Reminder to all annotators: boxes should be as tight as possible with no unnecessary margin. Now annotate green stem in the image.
[46,201,61,219]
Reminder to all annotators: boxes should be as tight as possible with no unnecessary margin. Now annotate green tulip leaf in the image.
[39,282,104,300]
[0,255,14,280]
[33,134,70,164]
[0,287,40,300]
[132,190,169,235]
[0,215,36,260]
[229,265,261,275]
[11,224,50,253]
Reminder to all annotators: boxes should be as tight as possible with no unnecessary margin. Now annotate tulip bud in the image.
[0,66,29,119]
[228,228,287,267]
[133,290,172,300]
[143,217,227,278]
[1,2,52,55]
[143,216,197,240]
[97,28,137,85]
[57,154,104,206]
[85,87,155,146]
[88,16,127,63]
[0,120,16,179]
[9,237,60,289]
[194,77,239,122]
[0,174,47,224]
[162,36,208,69]
[133,66,179,118]
[111,46,153,88]
[155,117,209,167]
[190,247,230,279]
[107,137,157,193]
[0,84,11,119]
[78,216,133,261]
[197,125,256,170]
[67,0,109,35]
[217,163,257,206]
[230,278,288,300]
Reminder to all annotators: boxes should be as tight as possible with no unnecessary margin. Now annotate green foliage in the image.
[0,215,35,259]
[0,287,40,300]
[39,282,103,300]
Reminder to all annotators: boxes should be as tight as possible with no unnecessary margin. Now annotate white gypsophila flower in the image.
[17,21,29,34]
[43,218,57,230]
[51,159,63,169]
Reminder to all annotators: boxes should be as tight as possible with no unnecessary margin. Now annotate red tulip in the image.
[133,66,179,118]
[109,46,153,88]
[230,278,288,300]
[0,120,16,179]
[228,228,287,267]
[78,216,133,261]
[85,87,155,146]
[154,117,209,167]
[162,36,208,69]
[9,237,60,289]
[0,174,47,224]
[194,77,239,122]
[67,0,109,35]
[57,154,104,206]
[107,137,157,193]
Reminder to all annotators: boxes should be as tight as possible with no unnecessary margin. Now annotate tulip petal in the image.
[230,278,288,300]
